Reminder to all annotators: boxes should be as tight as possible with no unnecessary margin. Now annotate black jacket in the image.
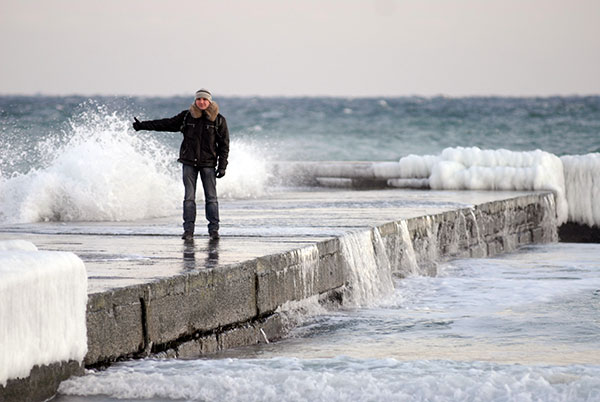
[137,109,229,170]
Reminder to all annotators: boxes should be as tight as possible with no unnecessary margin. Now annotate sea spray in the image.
[0,104,179,222]
[218,141,270,200]
[0,102,271,223]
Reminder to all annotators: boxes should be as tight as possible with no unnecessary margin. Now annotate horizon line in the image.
[1,91,599,99]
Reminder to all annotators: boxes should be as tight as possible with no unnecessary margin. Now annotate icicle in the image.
[397,221,420,277]
[339,229,394,307]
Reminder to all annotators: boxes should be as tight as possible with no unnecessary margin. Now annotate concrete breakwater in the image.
[272,159,600,239]
[86,192,557,366]
[0,189,557,401]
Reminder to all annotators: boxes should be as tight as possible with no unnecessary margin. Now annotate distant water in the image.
[1,95,599,224]
[2,95,599,171]
[57,243,600,401]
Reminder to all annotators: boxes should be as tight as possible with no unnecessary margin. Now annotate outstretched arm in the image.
[132,111,187,132]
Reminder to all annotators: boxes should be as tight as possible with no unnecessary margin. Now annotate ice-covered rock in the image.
[0,240,87,386]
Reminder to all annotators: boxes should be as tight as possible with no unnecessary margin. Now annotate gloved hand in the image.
[216,169,226,179]
[133,117,142,131]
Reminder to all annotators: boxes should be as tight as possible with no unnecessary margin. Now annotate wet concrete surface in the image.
[0,188,542,294]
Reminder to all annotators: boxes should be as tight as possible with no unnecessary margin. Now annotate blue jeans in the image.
[182,165,219,233]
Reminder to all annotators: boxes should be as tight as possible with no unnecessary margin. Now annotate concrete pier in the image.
[0,188,558,401]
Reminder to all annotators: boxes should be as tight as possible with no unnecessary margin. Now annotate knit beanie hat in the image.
[195,89,212,101]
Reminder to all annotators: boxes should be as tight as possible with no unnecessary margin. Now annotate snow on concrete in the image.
[0,240,87,386]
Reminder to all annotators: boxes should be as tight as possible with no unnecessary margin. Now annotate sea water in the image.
[2,96,599,170]
[56,243,600,401]
[1,95,599,225]
[2,96,600,400]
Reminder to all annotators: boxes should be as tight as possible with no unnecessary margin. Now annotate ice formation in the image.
[339,229,394,306]
[0,240,88,386]
[382,147,600,226]
[560,153,600,227]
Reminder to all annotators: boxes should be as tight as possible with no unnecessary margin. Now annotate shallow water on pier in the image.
[57,243,600,401]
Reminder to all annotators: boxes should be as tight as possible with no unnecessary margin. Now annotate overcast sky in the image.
[1,0,598,97]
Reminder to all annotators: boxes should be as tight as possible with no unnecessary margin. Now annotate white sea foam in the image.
[0,104,269,223]
[0,242,87,386]
[58,357,600,402]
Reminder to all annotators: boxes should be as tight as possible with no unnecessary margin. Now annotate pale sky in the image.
[1,0,598,97]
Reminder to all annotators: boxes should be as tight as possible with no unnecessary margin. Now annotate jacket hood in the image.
[189,101,219,121]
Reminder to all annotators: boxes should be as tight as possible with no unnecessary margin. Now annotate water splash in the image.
[0,103,178,222]
[0,102,270,223]
[218,141,270,200]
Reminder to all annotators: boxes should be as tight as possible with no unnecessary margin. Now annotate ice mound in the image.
[390,147,570,224]
[0,241,88,386]
[561,153,600,227]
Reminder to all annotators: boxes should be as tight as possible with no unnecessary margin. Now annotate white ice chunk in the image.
[0,248,88,386]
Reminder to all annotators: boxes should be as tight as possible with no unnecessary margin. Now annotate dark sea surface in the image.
[1,95,599,176]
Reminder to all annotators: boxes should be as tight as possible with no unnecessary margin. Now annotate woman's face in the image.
[195,98,211,110]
